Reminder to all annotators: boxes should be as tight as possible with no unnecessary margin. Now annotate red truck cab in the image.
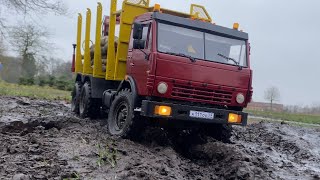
[126,12,252,126]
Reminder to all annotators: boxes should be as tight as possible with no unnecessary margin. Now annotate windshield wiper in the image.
[166,52,196,62]
[217,53,242,70]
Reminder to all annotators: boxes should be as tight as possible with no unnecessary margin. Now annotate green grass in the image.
[246,109,320,125]
[0,81,71,101]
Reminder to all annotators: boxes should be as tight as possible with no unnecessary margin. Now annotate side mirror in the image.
[133,22,143,39]
[133,39,145,49]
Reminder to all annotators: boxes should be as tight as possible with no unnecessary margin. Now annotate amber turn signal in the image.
[228,113,242,123]
[233,23,239,30]
[154,4,161,12]
[154,105,172,116]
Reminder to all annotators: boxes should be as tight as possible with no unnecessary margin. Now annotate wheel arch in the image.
[117,76,139,107]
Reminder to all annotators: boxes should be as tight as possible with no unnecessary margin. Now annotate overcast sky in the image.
[4,0,320,106]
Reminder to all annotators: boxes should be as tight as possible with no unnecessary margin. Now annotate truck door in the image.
[128,23,152,96]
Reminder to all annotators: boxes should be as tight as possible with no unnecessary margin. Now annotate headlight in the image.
[236,93,245,104]
[157,82,168,94]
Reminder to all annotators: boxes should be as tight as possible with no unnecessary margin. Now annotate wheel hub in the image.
[115,103,128,130]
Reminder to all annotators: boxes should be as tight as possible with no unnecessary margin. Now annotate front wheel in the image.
[107,89,143,139]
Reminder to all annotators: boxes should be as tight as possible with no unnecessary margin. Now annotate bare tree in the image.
[0,37,5,56]
[10,23,50,55]
[0,0,66,36]
[0,0,66,15]
[264,86,280,111]
[9,23,51,78]
[0,15,6,36]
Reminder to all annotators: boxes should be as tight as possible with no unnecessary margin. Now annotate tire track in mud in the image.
[0,96,319,180]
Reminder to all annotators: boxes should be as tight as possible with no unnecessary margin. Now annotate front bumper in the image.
[140,100,247,126]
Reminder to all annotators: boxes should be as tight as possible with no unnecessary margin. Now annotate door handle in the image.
[130,63,135,66]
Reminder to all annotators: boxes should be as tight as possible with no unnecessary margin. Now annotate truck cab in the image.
[127,12,252,125]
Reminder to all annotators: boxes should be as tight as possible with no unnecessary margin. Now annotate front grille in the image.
[171,84,233,105]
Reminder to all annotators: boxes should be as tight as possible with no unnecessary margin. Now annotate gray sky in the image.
[5,0,320,105]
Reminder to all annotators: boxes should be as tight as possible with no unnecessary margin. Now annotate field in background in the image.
[246,109,320,125]
[0,80,71,101]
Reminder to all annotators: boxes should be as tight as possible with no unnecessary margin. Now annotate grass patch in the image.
[96,143,118,168]
[0,81,71,101]
[246,109,320,125]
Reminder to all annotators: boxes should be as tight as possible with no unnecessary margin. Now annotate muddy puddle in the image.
[0,96,319,180]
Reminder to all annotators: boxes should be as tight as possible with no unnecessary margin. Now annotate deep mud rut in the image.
[0,96,319,180]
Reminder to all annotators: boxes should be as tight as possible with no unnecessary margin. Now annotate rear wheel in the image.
[71,82,81,114]
[79,82,101,118]
[107,89,143,139]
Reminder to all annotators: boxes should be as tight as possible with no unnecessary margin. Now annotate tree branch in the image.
[0,0,67,15]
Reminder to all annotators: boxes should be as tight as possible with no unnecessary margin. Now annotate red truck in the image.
[71,1,253,141]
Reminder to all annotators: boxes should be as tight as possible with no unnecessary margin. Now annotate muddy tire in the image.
[107,89,143,139]
[79,82,100,118]
[204,124,232,143]
[71,82,82,114]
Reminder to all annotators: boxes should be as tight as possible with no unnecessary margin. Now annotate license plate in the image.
[189,110,214,120]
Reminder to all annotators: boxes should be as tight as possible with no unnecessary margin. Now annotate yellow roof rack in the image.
[148,3,212,23]
[190,4,212,22]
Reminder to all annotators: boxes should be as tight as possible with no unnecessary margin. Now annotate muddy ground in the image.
[0,96,319,180]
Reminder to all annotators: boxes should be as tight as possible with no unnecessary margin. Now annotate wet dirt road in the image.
[0,96,319,180]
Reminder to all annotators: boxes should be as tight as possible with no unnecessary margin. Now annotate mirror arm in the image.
[138,48,149,60]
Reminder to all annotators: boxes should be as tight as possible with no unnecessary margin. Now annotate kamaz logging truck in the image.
[71,0,253,141]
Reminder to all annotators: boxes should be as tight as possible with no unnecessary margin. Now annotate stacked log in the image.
[82,36,118,72]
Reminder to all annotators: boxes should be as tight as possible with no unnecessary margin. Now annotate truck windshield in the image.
[157,23,247,67]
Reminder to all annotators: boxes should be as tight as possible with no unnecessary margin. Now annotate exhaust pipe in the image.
[71,44,76,72]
